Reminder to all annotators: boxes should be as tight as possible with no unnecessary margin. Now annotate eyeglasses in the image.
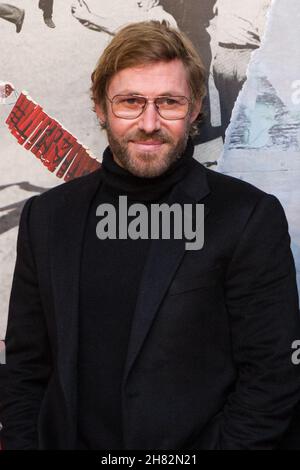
[107,94,191,120]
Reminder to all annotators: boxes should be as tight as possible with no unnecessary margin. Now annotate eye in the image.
[117,96,145,107]
[123,98,139,105]
[157,97,180,107]
[166,98,178,105]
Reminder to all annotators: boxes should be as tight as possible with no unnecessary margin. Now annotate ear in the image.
[95,103,106,125]
[189,99,202,124]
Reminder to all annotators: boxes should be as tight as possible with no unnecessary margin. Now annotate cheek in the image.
[107,113,137,138]
[165,121,189,139]
[109,122,125,137]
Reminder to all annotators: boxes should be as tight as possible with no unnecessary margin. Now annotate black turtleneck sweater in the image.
[77,140,194,450]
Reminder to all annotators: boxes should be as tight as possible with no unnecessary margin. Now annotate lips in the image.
[129,140,165,151]
[132,140,163,145]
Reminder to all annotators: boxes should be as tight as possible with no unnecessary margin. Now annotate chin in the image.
[129,156,172,178]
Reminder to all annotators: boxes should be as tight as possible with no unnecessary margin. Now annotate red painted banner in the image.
[6,91,101,181]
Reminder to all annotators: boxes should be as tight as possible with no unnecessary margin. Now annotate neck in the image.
[101,138,195,202]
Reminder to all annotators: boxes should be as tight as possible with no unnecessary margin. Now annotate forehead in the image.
[107,60,190,97]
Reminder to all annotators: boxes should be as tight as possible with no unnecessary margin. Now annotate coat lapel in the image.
[49,169,102,445]
[122,160,211,387]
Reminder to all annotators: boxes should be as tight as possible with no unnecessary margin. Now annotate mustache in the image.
[125,130,172,143]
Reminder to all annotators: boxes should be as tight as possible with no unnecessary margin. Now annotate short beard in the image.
[105,122,190,178]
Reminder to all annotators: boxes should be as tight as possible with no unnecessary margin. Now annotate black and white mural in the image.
[0,0,299,336]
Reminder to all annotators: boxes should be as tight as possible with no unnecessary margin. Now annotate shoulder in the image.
[29,167,102,212]
[19,168,102,234]
[204,165,267,203]
[192,160,286,231]
[190,157,267,205]
[18,168,102,244]
[147,6,178,28]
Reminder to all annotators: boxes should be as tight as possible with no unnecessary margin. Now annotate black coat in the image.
[1,158,300,449]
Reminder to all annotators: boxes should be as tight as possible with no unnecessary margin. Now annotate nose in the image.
[137,102,161,134]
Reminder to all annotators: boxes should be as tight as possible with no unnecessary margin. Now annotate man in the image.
[212,0,271,138]
[0,3,25,33]
[1,20,300,450]
[71,0,177,34]
[38,0,55,29]
[159,0,221,147]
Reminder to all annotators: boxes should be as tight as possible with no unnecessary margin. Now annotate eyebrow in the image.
[113,91,186,97]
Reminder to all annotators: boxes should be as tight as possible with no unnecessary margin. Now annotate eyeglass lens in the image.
[111,95,189,119]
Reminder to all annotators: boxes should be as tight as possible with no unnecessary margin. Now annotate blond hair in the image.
[91,21,206,135]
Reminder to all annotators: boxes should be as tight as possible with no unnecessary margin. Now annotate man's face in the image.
[96,60,201,178]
